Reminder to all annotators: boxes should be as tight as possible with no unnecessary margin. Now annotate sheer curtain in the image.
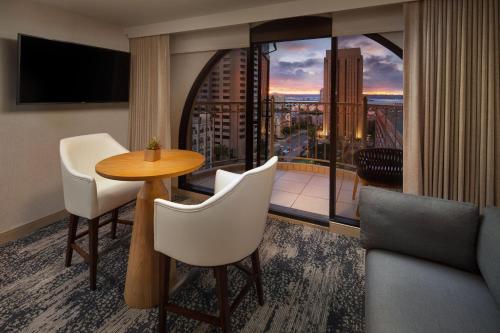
[403,0,500,208]
[128,35,171,151]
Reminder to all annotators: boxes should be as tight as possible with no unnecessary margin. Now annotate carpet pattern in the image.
[0,204,365,332]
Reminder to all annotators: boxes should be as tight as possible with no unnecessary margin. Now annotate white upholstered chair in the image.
[60,133,142,290]
[154,156,278,333]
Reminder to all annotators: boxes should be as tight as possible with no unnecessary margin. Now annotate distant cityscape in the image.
[189,42,403,169]
[271,94,403,105]
[269,92,403,165]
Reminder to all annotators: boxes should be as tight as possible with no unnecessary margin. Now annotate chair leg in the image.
[352,174,359,200]
[88,217,99,291]
[251,249,264,306]
[65,214,79,267]
[110,208,119,239]
[215,266,231,333]
[159,254,171,333]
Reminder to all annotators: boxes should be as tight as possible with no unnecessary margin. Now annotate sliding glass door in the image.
[179,17,403,227]
[247,35,335,225]
[334,35,404,222]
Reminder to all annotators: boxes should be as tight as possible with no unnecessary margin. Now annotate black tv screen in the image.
[17,34,130,104]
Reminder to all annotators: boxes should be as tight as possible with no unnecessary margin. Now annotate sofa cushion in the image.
[365,250,500,333]
[478,207,500,307]
[360,187,480,272]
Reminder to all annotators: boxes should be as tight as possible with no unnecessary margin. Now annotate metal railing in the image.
[270,101,330,165]
[190,102,246,170]
[367,104,403,149]
[189,99,403,171]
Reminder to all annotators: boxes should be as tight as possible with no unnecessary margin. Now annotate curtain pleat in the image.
[404,0,500,209]
[128,35,171,151]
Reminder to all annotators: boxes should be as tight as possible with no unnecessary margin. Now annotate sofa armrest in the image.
[359,187,480,272]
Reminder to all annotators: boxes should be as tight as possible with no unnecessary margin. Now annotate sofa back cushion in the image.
[360,187,480,272]
[477,207,500,306]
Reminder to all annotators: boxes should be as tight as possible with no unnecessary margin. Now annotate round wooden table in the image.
[96,149,204,309]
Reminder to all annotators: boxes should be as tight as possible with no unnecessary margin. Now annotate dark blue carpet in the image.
[0,206,365,332]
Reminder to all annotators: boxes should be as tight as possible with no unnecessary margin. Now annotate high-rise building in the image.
[321,50,331,136]
[321,48,365,141]
[192,49,248,164]
[191,113,213,165]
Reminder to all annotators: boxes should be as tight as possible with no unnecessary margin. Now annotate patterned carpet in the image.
[0,203,365,333]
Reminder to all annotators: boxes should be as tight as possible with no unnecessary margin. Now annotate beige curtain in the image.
[403,2,424,195]
[128,35,171,151]
[403,0,500,208]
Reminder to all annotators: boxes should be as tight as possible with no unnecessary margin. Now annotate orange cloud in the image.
[362,89,403,95]
[269,87,321,95]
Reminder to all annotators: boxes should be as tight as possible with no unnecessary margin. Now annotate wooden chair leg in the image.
[65,214,79,267]
[215,266,231,333]
[88,217,99,290]
[352,174,359,200]
[110,208,119,239]
[159,254,171,333]
[251,249,264,306]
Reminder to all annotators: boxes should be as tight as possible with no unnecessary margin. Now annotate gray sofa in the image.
[359,187,500,333]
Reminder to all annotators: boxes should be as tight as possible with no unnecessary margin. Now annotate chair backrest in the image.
[354,148,403,185]
[154,156,277,266]
[222,156,278,252]
[60,133,128,180]
[59,133,129,218]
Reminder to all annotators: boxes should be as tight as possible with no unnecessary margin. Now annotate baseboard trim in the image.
[329,221,360,238]
[269,213,329,231]
[0,210,68,246]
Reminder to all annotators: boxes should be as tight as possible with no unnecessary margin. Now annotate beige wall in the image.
[0,0,129,234]
[125,0,407,37]
[171,25,249,54]
[331,4,403,36]
[170,51,215,148]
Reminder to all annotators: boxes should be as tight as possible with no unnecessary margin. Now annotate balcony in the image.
[186,100,403,221]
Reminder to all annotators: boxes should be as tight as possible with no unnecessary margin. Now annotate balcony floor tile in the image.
[279,171,313,183]
[274,170,286,180]
[308,175,330,187]
[188,167,360,221]
[273,178,308,194]
[292,194,329,216]
[302,183,330,199]
[337,188,357,204]
[271,190,298,207]
[335,201,358,219]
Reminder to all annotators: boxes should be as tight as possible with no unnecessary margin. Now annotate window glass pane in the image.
[186,49,248,191]
[336,35,403,221]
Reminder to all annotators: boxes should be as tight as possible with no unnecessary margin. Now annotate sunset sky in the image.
[269,35,403,95]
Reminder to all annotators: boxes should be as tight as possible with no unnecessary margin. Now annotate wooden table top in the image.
[95,149,205,181]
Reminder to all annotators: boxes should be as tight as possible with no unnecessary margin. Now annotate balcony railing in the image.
[189,99,402,171]
[191,102,246,169]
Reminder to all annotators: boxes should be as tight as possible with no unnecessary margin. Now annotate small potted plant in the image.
[144,136,161,162]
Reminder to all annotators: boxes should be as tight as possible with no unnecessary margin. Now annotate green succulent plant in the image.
[146,136,161,150]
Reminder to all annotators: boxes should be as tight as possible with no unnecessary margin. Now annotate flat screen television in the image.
[17,34,130,104]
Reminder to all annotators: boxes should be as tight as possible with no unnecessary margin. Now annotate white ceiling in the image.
[32,0,293,27]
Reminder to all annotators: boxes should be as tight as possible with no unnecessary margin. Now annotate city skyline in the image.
[269,36,403,95]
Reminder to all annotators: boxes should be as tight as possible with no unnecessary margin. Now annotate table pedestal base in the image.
[124,179,176,308]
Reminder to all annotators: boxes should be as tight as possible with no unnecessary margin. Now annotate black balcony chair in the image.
[352,148,403,203]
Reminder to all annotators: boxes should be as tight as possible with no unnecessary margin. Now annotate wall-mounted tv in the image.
[17,34,130,104]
